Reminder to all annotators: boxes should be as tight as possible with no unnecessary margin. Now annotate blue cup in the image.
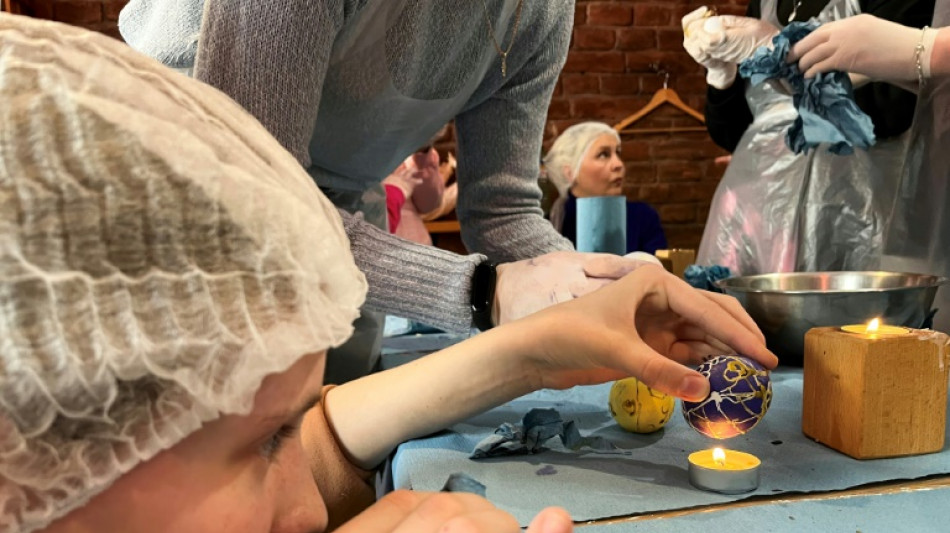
[575,196,626,255]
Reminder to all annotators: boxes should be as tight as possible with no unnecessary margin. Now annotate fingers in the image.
[616,339,710,401]
[525,507,574,533]
[699,291,766,345]
[787,29,832,76]
[664,278,778,369]
[342,491,523,533]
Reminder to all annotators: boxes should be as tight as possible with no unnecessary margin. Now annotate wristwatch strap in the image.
[470,260,497,331]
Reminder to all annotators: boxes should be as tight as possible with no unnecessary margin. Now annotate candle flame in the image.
[866,318,881,333]
[712,447,726,466]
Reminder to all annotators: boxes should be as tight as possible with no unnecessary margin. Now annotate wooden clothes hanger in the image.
[614,72,706,134]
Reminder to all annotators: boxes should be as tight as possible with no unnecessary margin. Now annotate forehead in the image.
[589,133,619,149]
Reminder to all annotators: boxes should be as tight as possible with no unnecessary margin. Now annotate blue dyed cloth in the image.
[683,265,731,293]
[739,22,875,155]
[471,408,618,459]
[441,472,487,497]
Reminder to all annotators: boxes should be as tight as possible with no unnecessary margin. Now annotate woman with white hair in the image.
[0,14,777,533]
[544,122,668,255]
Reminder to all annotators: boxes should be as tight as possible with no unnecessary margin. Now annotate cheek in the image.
[160,459,278,533]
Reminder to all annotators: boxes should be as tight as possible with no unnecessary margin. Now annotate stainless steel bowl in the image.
[716,272,947,366]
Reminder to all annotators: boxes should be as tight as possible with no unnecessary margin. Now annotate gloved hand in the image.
[683,7,779,89]
[788,14,934,81]
[682,7,738,89]
[382,164,423,200]
[494,251,654,325]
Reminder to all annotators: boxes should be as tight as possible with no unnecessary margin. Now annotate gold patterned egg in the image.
[608,377,675,433]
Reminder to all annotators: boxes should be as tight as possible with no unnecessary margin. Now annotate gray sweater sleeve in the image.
[454,7,575,262]
[189,0,485,332]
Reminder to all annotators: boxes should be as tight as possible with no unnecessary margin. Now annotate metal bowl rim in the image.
[714,271,949,295]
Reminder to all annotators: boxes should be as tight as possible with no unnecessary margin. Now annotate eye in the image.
[259,423,299,460]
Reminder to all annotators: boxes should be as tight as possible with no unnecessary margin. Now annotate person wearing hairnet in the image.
[117,0,660,384]
[0,13,778,533]
[682,1,933,275]
[544,122,668,256]
[788,11,950,333]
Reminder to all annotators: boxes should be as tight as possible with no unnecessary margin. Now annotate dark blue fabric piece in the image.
[562,190,667,255]
[441,472,487,497]
[470,408,618,459]
[739,21,875,155]
[684,265,732,293]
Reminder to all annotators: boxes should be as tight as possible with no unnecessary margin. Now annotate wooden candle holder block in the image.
[802,327,950,459]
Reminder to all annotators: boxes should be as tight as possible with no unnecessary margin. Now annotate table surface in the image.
[382,334,950,531]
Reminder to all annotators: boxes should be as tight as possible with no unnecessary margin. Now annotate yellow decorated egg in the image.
[608,377,675,433]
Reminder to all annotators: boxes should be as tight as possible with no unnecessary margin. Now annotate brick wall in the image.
[13,1,125,38]
[14,0,751,249]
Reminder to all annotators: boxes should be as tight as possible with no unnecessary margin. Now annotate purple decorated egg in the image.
[682,355,772,439]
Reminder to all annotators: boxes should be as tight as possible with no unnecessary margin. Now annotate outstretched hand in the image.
[507,265,775,402]
[336,491,572,533]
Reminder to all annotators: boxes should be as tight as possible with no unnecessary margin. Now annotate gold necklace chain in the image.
[480,0,525,77]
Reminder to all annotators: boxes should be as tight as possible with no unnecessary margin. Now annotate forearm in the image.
[341,209,482,333]
[454,12,575,262]
[931,27,950,78]
[324,326,536,468]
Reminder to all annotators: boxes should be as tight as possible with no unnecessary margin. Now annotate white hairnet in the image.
[0,14,366,533]
[542,122,620,197]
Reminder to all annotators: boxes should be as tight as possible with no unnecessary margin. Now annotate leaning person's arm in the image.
[453,9,574,262]
[192,0,489,333]
[193,0,344,166]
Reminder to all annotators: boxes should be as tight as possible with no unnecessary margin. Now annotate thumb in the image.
[583,254,654,279]
[623,344,710,401]
[526,508,573,533]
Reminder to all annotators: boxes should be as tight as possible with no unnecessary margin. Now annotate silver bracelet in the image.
[915,26,930,89]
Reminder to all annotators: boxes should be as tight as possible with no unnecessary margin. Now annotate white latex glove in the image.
[494,251,653,325]
[683,8,779,89]
[682,7,738,90]
[382,164,423,199]
[788,14,935,82]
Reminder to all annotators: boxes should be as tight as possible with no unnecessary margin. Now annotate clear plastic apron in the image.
[697,0,908,275]
[882,1,950,332]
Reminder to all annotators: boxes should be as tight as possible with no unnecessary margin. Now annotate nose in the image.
[611,152,625,173]
[272,443,328,533]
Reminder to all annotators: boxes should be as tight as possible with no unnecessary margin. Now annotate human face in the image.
[46,352,329,533]
[571,133,625,198]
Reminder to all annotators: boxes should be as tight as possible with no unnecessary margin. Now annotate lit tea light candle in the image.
[687,447,760,494]
[840,318,911,337]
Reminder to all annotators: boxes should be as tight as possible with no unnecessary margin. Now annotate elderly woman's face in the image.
[46,352,329,533]
[572,134,625,198]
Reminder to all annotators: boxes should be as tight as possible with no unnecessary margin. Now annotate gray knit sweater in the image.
[120,0,575,332]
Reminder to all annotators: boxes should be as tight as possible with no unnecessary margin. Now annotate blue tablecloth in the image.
[579,485,950,532]
[392,369,950,526]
